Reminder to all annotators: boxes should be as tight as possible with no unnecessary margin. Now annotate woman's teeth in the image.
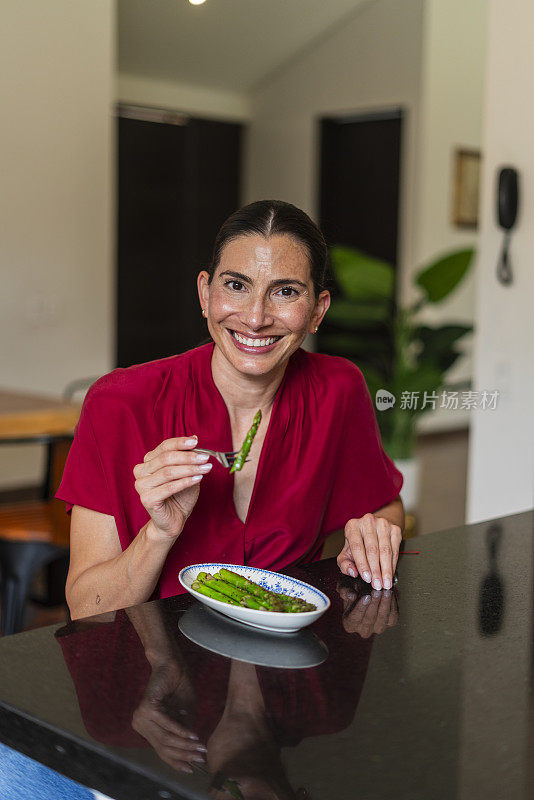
[231,331,280,347]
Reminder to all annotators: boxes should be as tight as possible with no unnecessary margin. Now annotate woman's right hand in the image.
[133,435,212,540]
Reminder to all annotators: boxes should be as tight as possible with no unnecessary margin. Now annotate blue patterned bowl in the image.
[178,563,330,633]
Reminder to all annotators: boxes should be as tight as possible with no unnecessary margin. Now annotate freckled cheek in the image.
[278,303,311,333]
[209,292,238,320]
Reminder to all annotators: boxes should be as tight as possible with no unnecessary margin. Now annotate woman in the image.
[58,200,404,620]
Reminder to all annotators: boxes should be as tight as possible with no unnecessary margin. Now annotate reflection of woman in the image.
[57,200,404,619]
[56,567,388,798]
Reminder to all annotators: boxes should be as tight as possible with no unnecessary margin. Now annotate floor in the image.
[416,427,469,535]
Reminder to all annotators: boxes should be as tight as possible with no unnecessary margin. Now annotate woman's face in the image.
[198,234,330,378]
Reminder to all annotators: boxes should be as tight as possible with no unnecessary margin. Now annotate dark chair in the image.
[0,378,98,635]
[0,436,72,635]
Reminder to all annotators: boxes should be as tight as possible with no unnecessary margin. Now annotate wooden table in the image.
[0,390,82,551]
[0,390,80,440]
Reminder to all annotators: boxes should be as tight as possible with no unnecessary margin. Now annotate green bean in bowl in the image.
[180,564,330,633]
[191,569,317,613]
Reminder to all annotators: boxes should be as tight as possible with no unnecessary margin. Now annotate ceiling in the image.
[118,0,370,92]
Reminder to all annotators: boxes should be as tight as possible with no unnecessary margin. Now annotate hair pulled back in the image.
[208,200,327,295]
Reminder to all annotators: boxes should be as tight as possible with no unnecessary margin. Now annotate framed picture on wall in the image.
[452,148,481,229]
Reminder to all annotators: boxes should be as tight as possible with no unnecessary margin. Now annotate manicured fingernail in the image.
[363,571,372,583]
[372,589,382,599]
[372,579,382,590]
[383,589,391,598]
[195,744,207,752]
[195,453,210,462]
[191,474,203,482]
[348,567,355,578]
[347,591,356,600]
[384,578,392,590]
[185,437,198,446]
[189,733,199,740]
[191,754,206,763]
[182,766,193,774]
[362,594,371,605]
[198,463,213,473]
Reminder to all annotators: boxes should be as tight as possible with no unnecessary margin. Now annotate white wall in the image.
[411,0,488,385]
[244,0,425,290]
[244,0,488,408]
[117,72,251,121]
[0,0,115,488]
[467,0,534,522]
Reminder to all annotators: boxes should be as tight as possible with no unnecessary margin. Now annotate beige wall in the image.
[244,0,425,289]
[412,0,488,384]
[467,0,534,522]
[117,72,251,121]
[244,0,488,413]
[0,0,115,488]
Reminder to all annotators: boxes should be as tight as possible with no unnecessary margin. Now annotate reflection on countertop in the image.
[54,562,381,799]
[0,511,533,800]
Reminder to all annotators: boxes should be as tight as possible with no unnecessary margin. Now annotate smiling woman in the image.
[56,200,404,621]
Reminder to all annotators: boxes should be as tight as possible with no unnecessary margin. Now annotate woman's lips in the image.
[227,329,283,354]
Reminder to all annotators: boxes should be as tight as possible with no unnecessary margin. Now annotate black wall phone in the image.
[496,166,519,285]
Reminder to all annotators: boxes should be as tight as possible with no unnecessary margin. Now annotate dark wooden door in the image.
[117,110,243,368]
[317,110,403,380]
[319,109,402,264]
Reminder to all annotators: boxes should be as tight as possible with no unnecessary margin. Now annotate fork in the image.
[194,448,247,470]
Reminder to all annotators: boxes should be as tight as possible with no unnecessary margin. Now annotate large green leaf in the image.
[415,249,474,303]
[392,363,443,404]
[319,332,391,359]
[320,333,392,383]
[327,299,391,328]
[415,324,473,373]
[329,246,395,302]
[415,324,473,353]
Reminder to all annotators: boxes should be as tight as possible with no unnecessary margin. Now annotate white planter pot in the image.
[394,457,420,513]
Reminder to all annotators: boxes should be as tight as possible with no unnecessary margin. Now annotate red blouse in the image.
[56,343,402,599]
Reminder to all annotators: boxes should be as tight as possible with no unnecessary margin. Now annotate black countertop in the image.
[0,510,533,800]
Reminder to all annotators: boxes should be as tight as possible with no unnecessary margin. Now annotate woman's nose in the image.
[240,294,274,330]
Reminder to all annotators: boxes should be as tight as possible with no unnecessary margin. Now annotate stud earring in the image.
[202,308,206,318]
[314,325,318,334]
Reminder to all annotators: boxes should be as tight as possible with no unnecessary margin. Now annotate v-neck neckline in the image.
[204,342,292,529]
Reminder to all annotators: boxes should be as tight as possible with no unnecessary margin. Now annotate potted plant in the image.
[319,246,475,511]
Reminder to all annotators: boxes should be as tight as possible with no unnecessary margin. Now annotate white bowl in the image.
[178,563,330,633]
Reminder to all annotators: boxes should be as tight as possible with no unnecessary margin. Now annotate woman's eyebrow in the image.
[219,269,251,283]
[270,277,307,289]
[219,269,307,289]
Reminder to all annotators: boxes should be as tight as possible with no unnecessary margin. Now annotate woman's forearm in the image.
[373,496,405,532]
[66,521,176,620]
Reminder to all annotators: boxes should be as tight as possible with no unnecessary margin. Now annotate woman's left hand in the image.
[337,513,402,591]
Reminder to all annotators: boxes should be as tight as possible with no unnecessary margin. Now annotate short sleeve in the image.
[320,364,403,537]
[55,391,113,516]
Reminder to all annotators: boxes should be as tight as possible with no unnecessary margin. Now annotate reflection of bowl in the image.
[179,563,330,633]
[178,604,328,669]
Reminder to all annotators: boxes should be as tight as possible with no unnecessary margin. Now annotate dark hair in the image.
[208,200,327,295]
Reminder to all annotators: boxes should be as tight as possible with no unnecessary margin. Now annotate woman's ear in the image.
[310,289,331,333]
[197,271,210,314]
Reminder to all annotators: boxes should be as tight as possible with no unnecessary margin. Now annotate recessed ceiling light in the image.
[189,0,207,5]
